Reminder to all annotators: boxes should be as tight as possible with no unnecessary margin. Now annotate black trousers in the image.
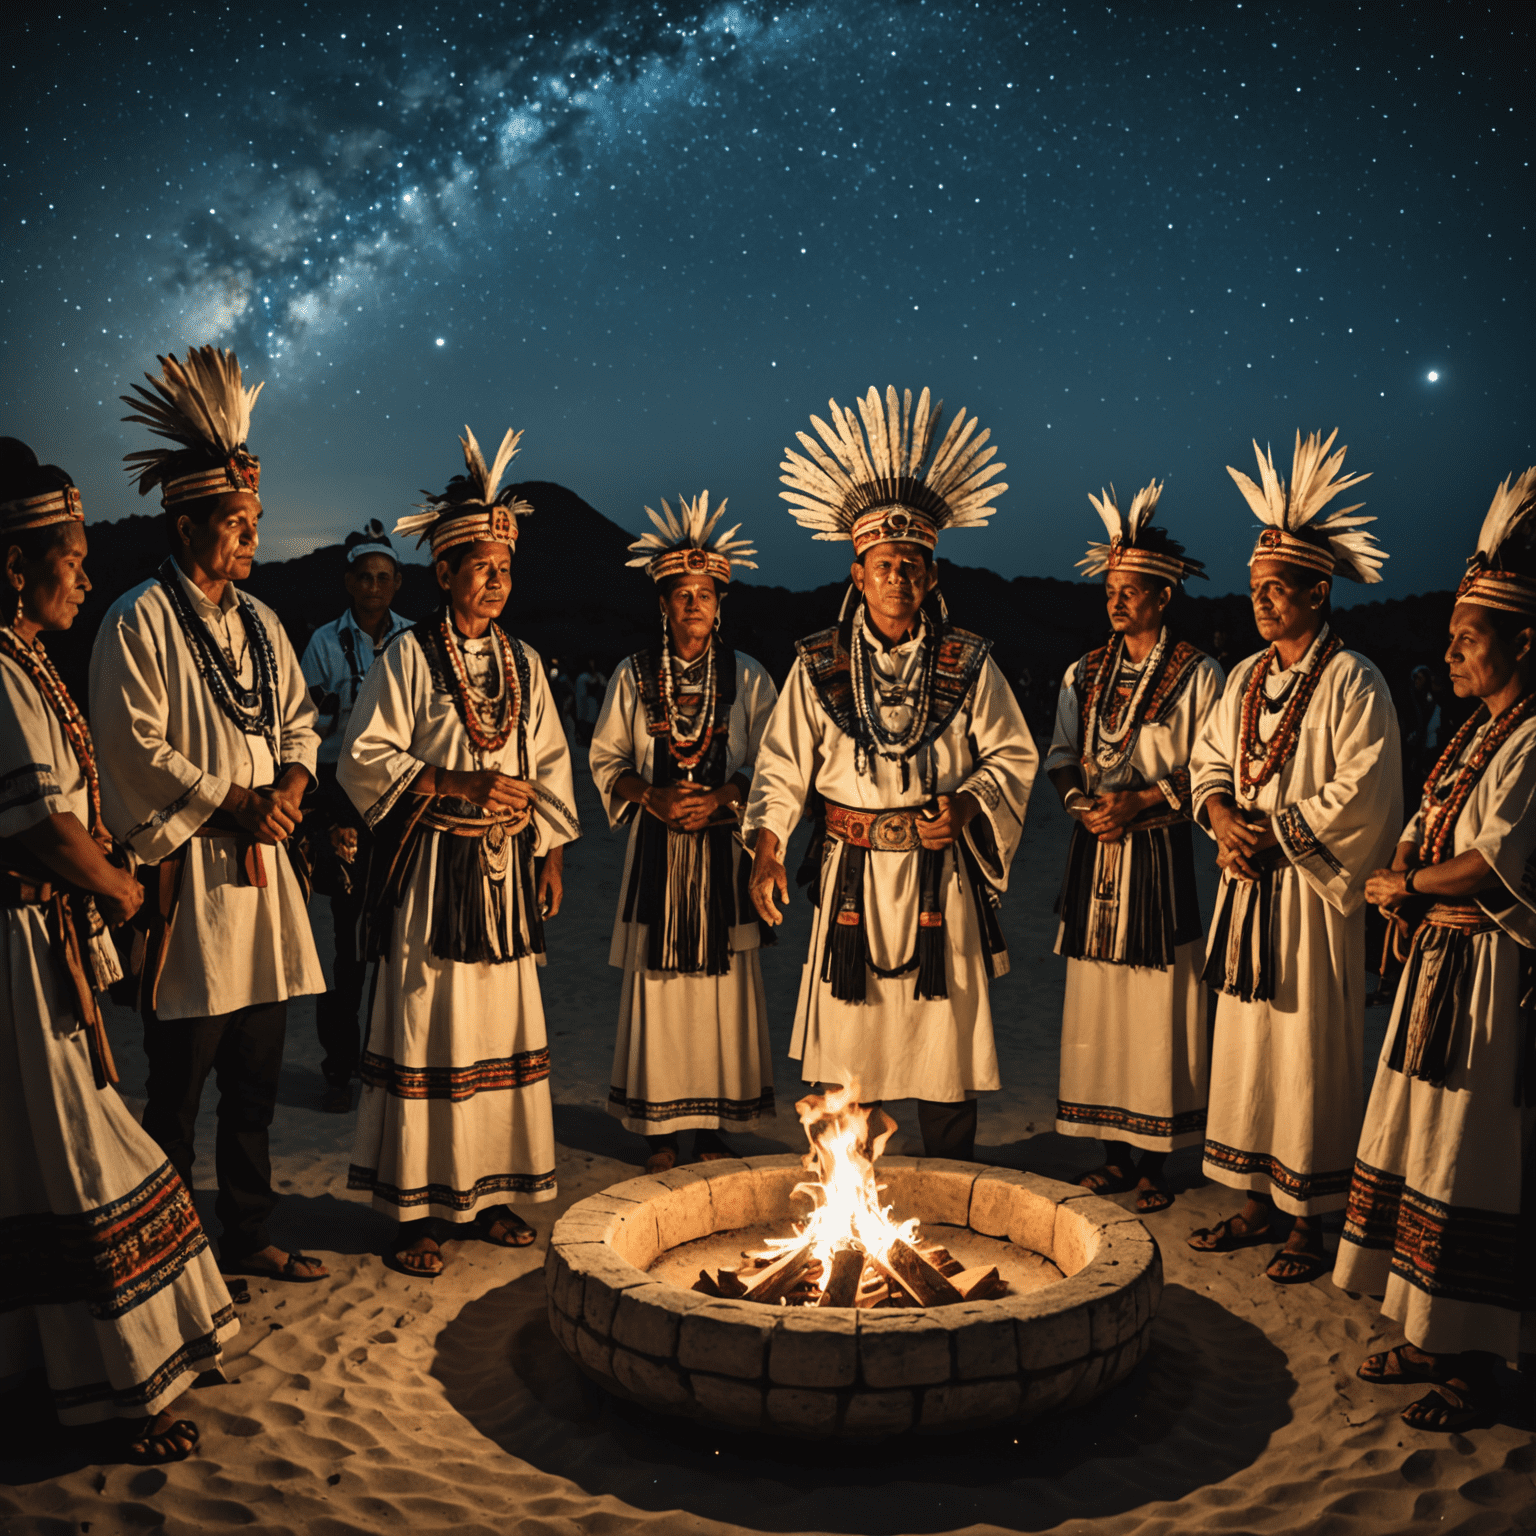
[317,879,368,1088]
[915,1098,978,1161]
[141,999,287,1261]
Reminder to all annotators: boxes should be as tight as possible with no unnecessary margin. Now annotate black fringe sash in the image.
[820,814,949,1003]
[1056,818,1200,970]
[360,617,544,965]
[1386,903,1498,1087]
[1201,851,1285,1002]
[620,641,748,975]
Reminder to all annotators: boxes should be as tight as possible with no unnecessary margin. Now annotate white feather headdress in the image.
[1456,467,1536,616]
[1227,429,1385,583]
[394,425,533,557]
[625,491,758,584]
[780,386,1006,555]
[121,346,264,506]
[1076,479,1205,584]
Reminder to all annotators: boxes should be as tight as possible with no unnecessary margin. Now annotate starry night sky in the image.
[4,1,1531,595]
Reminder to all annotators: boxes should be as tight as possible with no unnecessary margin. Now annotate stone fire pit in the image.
[544,1155,1162,1437]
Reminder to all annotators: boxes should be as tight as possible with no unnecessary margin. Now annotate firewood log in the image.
[693,1271,723,1297]
[738,1239,815,1304]
[714,1269,747,1298]
[951,1265,1007,1301]
[818,1247,865,1308]
[873,1238,964,1307]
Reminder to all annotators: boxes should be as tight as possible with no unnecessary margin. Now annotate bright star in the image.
[435,338,445,347]
[1427,370,1439,382]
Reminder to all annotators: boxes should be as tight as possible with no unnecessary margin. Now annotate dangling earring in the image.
[10,584,22,630]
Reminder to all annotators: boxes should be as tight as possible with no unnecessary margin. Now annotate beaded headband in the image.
[395,426,532,560]
[1454,569,1536,617]
[1249,527,1337,578]
[160,454,262,509]
[850,505,938,556]
[0,483,84,533]
[626,491,758,584]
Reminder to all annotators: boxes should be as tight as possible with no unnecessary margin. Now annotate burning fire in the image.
[764,1082,917,1274]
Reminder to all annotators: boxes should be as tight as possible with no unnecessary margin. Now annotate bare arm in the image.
[1366,847,1495,908]
[15,814,142,925]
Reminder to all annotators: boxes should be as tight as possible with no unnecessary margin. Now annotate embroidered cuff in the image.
[1274,804,1344,878]
[0,762,69,839]
[362,761,421,831]
[1157,766,1192,817]
[124,772,228,863]
[1191,773,1234,826]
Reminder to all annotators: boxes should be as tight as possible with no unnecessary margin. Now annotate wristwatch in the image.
[1403,866,1420,895]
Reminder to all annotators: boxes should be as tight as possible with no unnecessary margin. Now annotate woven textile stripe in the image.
[1203,1139,1352,1203]
[359,1047,550,1102]
[49,1305,237,1415]
[1343,1158,1524,1311]
[1057,1100,1207,1139]
[345,1167,557,1207]
[607,1086,777,1122]
[0,1161,208,1321]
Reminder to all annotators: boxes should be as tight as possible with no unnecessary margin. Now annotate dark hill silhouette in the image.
[42,480,1465,755]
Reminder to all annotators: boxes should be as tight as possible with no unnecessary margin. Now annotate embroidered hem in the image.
[1056,1100,1207,1141]
[1203,1139,1351,1203]
[48,1306,236,1417]
[606,1086,776,1123]
[346,1167,557,1207]
[359,1047,551,1102]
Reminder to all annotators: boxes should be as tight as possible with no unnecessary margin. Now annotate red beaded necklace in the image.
[1236,628,1343,798]
[1419,691,1536,865]
[440,614,520,757]
[0,625,101,832]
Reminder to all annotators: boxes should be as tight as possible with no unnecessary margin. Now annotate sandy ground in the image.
[4,751,1535,1535]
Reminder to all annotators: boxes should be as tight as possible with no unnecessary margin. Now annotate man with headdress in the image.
[338,426,578,1277]
[1187,430,1402,1284]
[591,493,779,1172]
[299,519,412,1112]
[90,347,328,1285]
[745,387,1037,1158]
[1337,468,1536,1432]
[1046,481,1223,1212]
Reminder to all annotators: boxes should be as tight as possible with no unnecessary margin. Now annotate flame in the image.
[763,1081,919,1272]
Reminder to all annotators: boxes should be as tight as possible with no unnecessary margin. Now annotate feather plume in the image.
[121,346,263,493]
[779,385,1007,539]
[394,423,533,547]
[625,490,759,572]
[1470,468,1536,568]
[1075,479,1204,581]
[1227,429,1386,584]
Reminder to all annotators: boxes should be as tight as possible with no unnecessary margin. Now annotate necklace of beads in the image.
[850,615,935,760]
[441,614,519,758]
[1083,627,1168,776]
[0,624,101,834]
[1419,691,1536,865]
[1236,628,1343,798]
[661,633,718,773]
[157,559,278,756]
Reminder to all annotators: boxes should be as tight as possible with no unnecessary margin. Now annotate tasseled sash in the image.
[1201,851,1284,1002]
[1387,902,1498,1086]
[622,813,736,976]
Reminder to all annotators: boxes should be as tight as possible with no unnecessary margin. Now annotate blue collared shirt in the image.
[300,607,413,764]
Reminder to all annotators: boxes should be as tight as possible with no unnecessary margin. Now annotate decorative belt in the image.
[824,800,926,853]
[419,804,529,840]
[1420,900,1498,935]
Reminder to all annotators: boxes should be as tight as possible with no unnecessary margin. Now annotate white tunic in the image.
[1191,626,1403,1215]
[1046,640,1224,1152]
[744,616,1038,1102]
[339,623,578,1221]
[88,565,324,1020]
[1335,714,1536,1358]
[0,641,237,1424]
[300,607,412,766]
[589,650,779,1135]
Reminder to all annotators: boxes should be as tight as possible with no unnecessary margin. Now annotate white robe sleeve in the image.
[956,657,1037,891]
[522,651,579,856]
[1043,661,1082,778]
[337,635,426,829]
[1270,660,1403,915]
[1189,658,1248,835]
[272,613,320,779]
[738,655,779,777]
[742,658,821,850]
[0,657,75,837]
[588,663,642,831]
[1470,725,1536,947]
[1156,655,1225,817]
[88,605,227,861]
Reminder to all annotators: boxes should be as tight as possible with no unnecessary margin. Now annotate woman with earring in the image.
[590,494,778,1173]
[0,439,236,1463]
[339,428,578,1279]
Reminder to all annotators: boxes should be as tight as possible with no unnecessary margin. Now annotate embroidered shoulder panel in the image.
[795,623,993,749]
[1074,639,1207,727]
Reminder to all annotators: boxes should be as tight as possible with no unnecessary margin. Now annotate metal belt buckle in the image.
[868,810,920,852]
